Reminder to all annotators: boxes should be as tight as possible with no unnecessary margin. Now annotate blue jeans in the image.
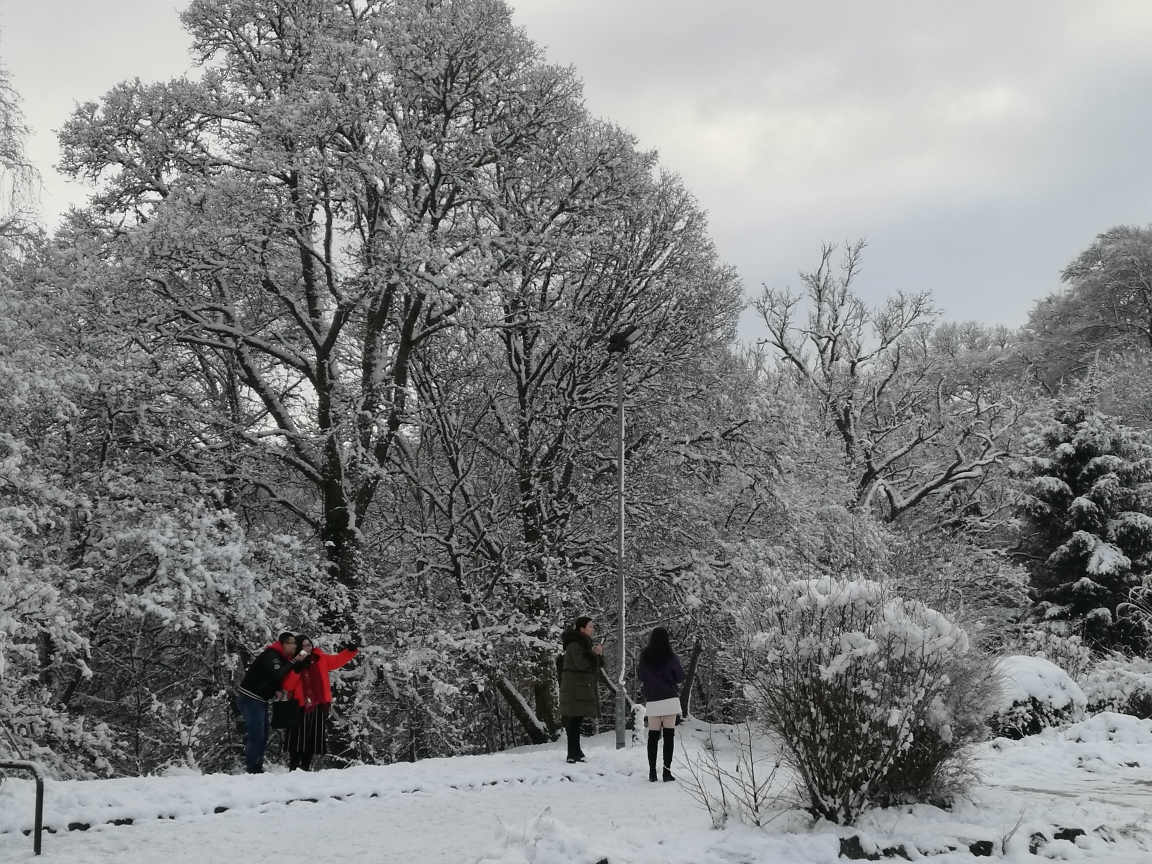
[236,694,269,771]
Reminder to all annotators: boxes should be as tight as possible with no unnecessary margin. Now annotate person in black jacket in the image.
[636,627,685,782]
[236,632,310,774]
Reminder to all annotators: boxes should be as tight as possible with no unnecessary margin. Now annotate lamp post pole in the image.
[607,325,639,750]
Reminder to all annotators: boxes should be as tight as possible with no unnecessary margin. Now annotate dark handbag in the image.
[271,698,302,730]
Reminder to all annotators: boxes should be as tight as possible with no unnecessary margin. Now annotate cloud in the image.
[4,0,1152,331]
[512,0,1152,327]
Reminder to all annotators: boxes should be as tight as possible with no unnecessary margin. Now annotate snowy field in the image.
[3,715,1152,863]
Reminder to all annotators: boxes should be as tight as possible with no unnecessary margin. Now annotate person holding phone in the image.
[558,616,603,763]
[235,632,311,774]
[278,634,360,771]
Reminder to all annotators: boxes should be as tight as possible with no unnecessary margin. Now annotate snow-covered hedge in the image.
[988,655,1086,738]
[1082,655,1152,718]
[736,574,999,824]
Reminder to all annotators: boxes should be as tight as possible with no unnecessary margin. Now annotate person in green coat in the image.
[559,616,603,763]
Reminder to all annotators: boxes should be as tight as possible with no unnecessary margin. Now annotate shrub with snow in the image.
[1006,628,1093,683]
[735,573,999,824]
[1082,655,1152,718]
[987,655,1086,739]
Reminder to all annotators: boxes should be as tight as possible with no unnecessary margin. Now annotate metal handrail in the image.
[0,760,45,855]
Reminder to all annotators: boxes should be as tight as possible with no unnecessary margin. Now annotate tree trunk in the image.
[495,676,555,745]
[532,657,562,734]
[680,640,703,717]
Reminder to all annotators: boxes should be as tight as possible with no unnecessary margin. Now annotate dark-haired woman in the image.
[278,635,359,771]
[636,626,685,782]
[559,616,603,764]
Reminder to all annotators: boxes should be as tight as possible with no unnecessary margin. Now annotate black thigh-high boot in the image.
[662,727,675,782]
[647,730,660,782]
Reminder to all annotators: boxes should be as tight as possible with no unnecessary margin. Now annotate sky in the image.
[4,0,1152,341]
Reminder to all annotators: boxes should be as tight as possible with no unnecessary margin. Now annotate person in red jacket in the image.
[278,635,359,771]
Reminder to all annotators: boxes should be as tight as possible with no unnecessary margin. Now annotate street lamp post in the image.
[607,324,639,750]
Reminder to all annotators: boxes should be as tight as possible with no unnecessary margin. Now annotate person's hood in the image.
[561,629,588,648]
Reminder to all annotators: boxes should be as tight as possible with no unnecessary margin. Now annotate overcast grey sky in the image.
[5,0,1152,339]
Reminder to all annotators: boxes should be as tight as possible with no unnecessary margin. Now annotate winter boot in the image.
[662,728,675,782]
[299,752,313,772]
[565,716,585,763]
[647,730,660,782]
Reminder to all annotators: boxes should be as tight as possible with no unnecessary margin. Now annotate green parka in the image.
[559,629,602,718]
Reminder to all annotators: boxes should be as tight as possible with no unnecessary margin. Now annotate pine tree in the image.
[1017,402,1152,652]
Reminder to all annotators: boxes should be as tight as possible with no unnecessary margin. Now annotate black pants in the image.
[565,716,585,759]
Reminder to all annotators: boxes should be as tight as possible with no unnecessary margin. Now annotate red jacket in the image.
[280,648,358,708]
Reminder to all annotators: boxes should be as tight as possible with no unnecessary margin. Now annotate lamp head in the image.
[607,324,640,353]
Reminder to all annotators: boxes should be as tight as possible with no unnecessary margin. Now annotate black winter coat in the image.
[238,644,301,702]
[636,653,685,702]
[559,629,602,718]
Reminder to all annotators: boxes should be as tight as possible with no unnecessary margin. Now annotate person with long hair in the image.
[636,626,685,782]
[558,616,603,763]
[278,634,359,771]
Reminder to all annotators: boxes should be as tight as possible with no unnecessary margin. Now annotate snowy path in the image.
[4,716,1152,863]
[0,736,710,864]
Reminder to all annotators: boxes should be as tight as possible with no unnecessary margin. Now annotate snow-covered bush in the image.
[1082,655,1152,718]
[736,573,999,824]
[1003,628,1093,683]
[987,655,1086,738]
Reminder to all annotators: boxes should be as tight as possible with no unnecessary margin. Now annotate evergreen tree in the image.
[1016,402,1152,652]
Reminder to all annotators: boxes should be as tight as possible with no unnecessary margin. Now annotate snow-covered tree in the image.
[56,0,744,754]
[1016,402,1152,652]
[0,55,38,245]
[1020,225,1152,394]
[755,242,1019,523]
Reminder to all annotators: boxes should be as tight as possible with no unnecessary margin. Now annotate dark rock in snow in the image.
[839,835,880,860]
[1028,831,1047,854]
[969,840,993,856]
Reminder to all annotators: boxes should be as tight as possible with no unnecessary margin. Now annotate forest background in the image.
[2,0,1152,778]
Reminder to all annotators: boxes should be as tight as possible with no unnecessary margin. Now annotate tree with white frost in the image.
[1021,225,1152,393]
[1016,401,1152,652]
[58,0,744,754]
[0,56,38,244]
[754,242,1019,522]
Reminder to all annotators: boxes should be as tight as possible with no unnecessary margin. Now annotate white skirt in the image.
[645,697,681,718]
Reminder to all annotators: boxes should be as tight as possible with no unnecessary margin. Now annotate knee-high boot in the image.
[647,730,660,782]
[661,727,675,781]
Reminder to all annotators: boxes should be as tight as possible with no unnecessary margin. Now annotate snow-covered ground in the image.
[3,715,1152,863]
